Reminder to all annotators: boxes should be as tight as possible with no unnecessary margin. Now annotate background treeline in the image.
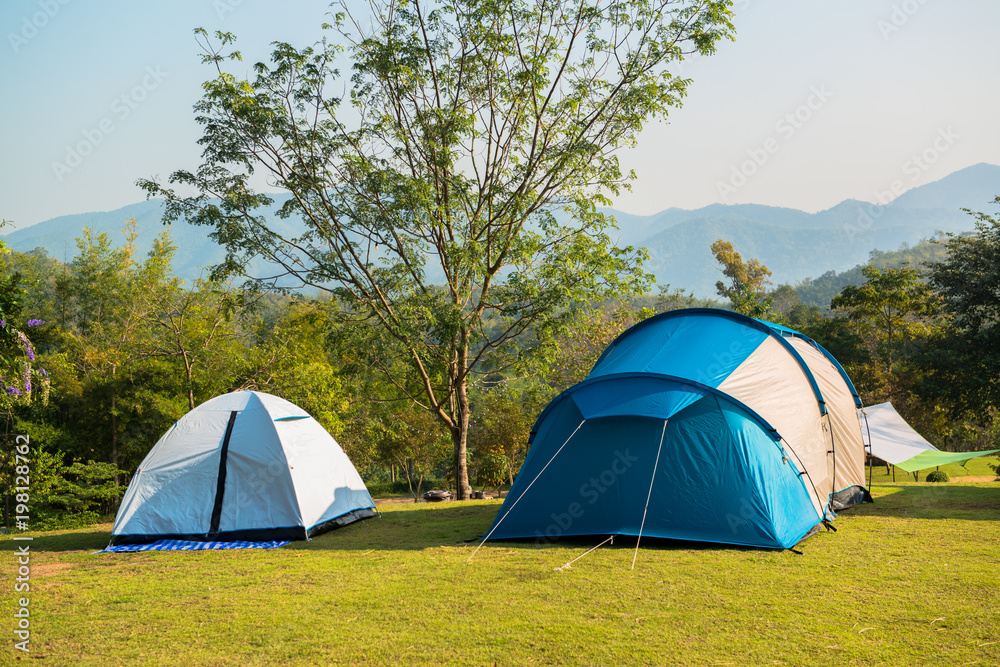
[2,202,998,529]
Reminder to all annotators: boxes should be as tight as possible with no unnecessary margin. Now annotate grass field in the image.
[3,457,998,666]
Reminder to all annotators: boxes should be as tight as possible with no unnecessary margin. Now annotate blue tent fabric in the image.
[97,539,290,553]
[485,308,870,551]
[591,309,770,388]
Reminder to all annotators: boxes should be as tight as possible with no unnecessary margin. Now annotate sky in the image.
[1,0,998,232]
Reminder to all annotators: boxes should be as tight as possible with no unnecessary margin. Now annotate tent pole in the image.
[467,419,586,563]
[631,420,668,571]
[862,409,874,493]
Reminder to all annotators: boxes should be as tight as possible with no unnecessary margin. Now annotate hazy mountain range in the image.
[5,163,998,297]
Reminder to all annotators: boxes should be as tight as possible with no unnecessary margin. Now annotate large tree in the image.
[140,0,734,498]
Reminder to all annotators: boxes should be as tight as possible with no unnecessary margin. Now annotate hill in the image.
[4,163,997,295]
[793,237,952,308]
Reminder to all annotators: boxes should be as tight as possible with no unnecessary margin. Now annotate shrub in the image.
[365,478,447,498]
[925,470,949,483]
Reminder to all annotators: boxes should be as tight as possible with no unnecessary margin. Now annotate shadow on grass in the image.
[291,502,500,552]
[0,528,112,553]
[293,502,784,554]
[845,484,1000,520]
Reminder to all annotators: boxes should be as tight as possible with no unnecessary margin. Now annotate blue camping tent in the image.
[483,309,871,550]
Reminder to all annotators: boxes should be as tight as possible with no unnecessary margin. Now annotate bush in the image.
[925,470,949,483]
[365,478,447,498]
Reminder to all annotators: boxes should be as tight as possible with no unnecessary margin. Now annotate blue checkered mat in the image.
[97,539,291,553]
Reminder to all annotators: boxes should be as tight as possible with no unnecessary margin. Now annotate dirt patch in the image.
[33,562,73,577]
[950,475,1000,483]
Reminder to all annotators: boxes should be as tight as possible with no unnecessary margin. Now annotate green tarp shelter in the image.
[860,402,1000,473]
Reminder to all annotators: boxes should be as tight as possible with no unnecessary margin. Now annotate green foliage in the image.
[829,265,938,402]
[240,299,351,440]
[795,238,950,309]
[654,284,724,312]
[468,386,542,490]
[710,239,775,319]
[364,478,448,498]
[33,460,125,529]
[542,300,654,389]
[924,470,949,483]
[374,405,452,500]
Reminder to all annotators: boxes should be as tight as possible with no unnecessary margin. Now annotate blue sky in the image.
[2,0,998,231]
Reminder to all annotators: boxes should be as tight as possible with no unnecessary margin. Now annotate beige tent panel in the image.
[718,336,830,517]
[786,337,867,497]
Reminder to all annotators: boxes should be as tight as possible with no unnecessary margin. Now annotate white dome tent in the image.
[110,391,377,545]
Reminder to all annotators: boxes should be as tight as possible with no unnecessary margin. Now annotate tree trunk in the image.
[451,422,471,500]
[183,351,195,410]
[452,374,472,500]
[445,328,473,500]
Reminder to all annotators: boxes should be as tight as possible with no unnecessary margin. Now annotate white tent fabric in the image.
[111,391,376,545]
[859,402,937,466]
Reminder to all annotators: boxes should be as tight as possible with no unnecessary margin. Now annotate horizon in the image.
[4,161,997,235]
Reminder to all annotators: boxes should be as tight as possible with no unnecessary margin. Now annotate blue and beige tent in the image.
[482,309,871,551]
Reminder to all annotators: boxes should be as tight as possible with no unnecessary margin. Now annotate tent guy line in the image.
[631,419,668,571]
[466,419,586,563]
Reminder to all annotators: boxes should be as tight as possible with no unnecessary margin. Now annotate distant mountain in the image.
[3,196,303,286]
[794,238,952,308]
[4,163,997,296]
[615,163,999,295]
[889,162,1000,211]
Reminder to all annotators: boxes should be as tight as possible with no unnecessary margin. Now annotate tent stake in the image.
[554,536,614,572]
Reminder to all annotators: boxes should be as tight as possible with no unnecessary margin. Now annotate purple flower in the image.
[0,320,5,328]
[15,331,34,361]
[5,386,21,397]
[26,319,45,327]
[38,368,49,379]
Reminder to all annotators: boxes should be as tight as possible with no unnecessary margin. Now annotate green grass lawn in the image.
[3,458,998,666]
